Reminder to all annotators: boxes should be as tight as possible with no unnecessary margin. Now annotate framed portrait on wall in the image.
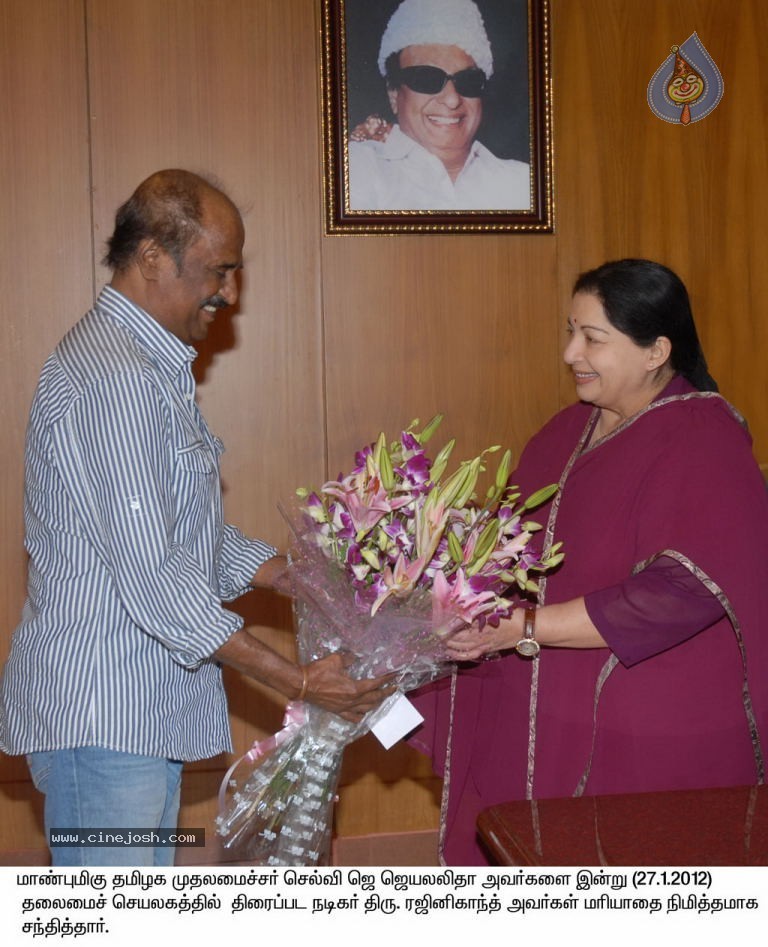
[320,0,554,235]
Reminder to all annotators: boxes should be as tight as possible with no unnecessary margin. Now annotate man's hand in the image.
[216,619,396,723]
[303,653,396,722]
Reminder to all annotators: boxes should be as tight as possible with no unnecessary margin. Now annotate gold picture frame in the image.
[320,0,554,235]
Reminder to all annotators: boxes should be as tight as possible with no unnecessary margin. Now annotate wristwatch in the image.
[514,607,540,658]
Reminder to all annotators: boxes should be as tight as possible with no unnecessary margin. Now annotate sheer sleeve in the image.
[584,555,726,667]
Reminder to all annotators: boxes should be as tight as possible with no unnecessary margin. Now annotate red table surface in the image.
[477,785,768,866]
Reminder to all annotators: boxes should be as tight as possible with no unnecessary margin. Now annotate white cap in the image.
[378,0,494,79]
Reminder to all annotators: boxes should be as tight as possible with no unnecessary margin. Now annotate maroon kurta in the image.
[411,376,768,864]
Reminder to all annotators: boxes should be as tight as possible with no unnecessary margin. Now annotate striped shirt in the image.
[0,286,276,760]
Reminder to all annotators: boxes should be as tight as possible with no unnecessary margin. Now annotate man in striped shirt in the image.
[0,170,390,866]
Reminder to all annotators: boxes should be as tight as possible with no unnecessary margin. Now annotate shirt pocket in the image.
[173,440,219,541]
[176,440,216,474]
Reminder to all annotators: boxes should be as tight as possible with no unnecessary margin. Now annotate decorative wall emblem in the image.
[647,32,723,125]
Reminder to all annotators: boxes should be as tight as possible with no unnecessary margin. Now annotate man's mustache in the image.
[202,295,230,310]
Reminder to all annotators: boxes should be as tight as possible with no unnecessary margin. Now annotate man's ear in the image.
[136,239,169,281]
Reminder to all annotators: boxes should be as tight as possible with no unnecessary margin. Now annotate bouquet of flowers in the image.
[216,416,562,865]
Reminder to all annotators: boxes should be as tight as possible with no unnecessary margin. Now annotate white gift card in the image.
[370,693,424,750]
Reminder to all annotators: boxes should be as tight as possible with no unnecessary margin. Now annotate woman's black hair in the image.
[573,258,718,392]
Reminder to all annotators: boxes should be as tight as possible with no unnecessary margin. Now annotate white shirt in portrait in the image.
[348,124,531,211]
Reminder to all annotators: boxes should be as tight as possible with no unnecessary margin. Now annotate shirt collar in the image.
[96,284,196,378]
[380,124,483,167]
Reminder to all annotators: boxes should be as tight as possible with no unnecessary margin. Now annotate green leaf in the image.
[522,483,558,510]
[429,438,455,483]
[361,548,381,570]
[466,520,500,575]
[448,531,464,564]
[495,449,512,489]
[379,444,395,490]
[437,461,473,508]
[372,431,386,469]
[417,413,443,444]
[544,552,565,568]
[474,519,500,560]
[454,457,482,508]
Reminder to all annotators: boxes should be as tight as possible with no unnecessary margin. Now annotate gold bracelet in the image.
[297,665,309,701]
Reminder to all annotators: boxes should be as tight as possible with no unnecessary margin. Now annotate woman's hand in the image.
[445,598,609,662]
[445,610,524,662]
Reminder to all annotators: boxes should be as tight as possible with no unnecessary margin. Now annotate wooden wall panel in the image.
[322,237,560,469]
[0,0,93,804]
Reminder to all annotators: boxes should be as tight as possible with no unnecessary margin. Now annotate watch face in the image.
[516,638,540,658]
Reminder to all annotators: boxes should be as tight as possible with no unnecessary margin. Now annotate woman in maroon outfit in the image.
[412,259,768,865]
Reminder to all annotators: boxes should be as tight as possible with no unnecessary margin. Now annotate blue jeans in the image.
[27,747,183,867]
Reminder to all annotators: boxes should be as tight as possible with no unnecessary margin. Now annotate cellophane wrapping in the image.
[216,533,456,866]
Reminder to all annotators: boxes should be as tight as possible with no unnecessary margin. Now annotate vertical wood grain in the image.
[0,0,93,791]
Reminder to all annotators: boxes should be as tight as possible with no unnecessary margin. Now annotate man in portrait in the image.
[347,0,532,212]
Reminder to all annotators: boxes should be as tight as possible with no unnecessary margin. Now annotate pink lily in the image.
[431,568,497,634]
[323,469,411,538]
[370,552,428,615]
[413,492,449,564]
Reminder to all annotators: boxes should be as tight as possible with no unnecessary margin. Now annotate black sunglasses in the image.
[393,65,486,98]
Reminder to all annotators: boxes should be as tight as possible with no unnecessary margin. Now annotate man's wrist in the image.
[295,665,309,701]
[249,554,287,590]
